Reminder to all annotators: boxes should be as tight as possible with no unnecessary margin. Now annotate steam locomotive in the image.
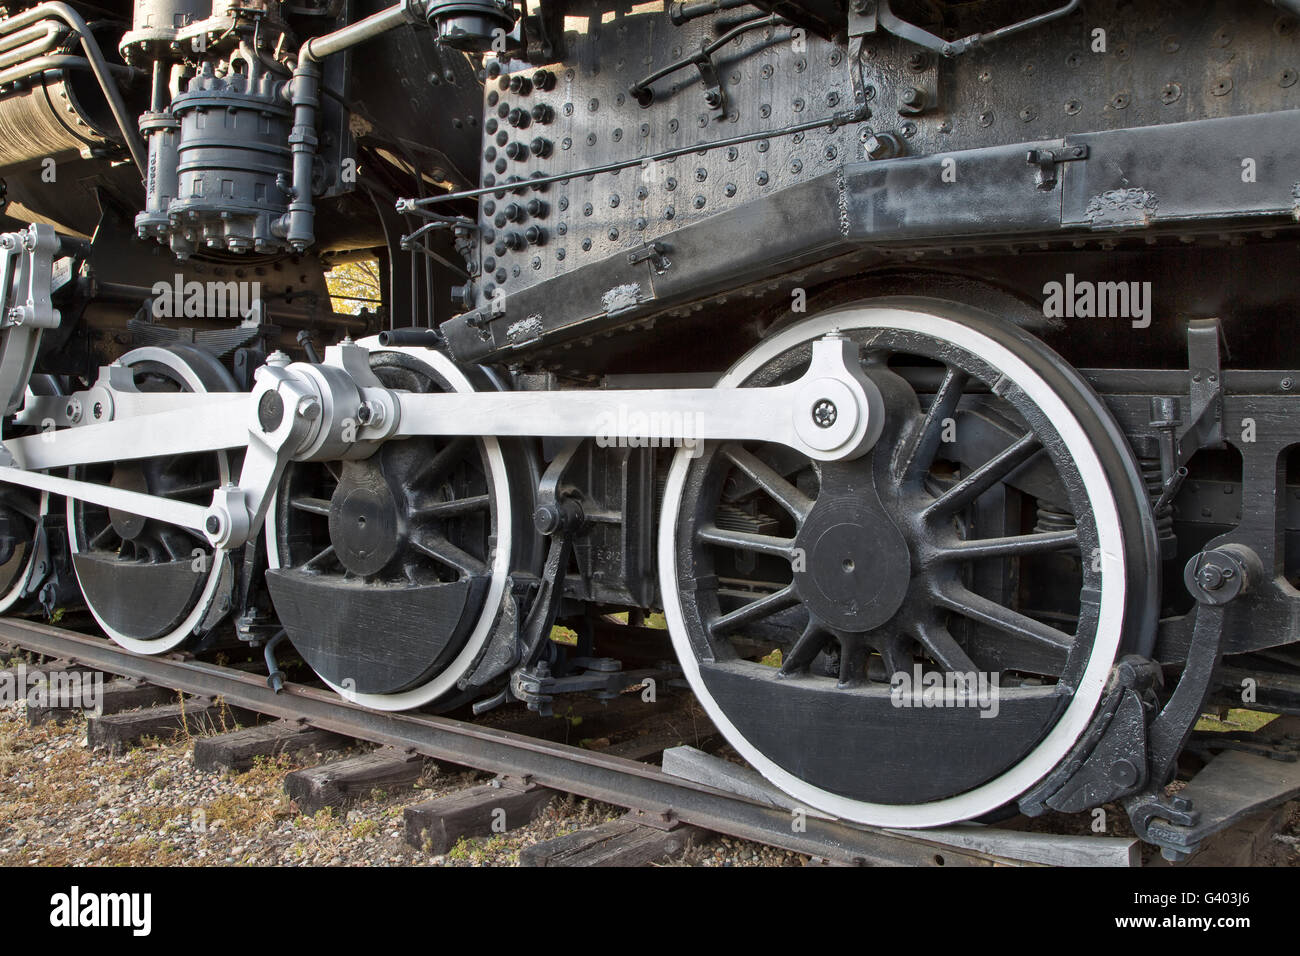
[2,0,1299,858]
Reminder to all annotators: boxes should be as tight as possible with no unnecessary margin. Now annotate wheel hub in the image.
[329,462,404,576]
[793,492,909,632]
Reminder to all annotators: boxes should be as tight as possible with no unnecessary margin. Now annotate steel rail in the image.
[0,617,1013,867]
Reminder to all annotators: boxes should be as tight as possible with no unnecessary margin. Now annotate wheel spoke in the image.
[913,620,980,674]
[697,524,796,560]
[879,634,914,678]
[422,437,475,489]
[935,529,1078,562]
[88,524,116,550]
[157,479,221,500]
[304,544,336,570]
[289,496,332,517]
[710,584,799,635]
[411,533,487,577]
[898,366,967,481]
[779,617,831,675]
[837,633,868,687]
[411,494,491,520]
[722,445,813,520]
[922,431,1042,519]
[936,586,1073,654]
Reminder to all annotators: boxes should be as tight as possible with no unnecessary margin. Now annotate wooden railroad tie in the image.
[28,677,175,727]
[86,698,259,755]
[404,776,558,855]
[194,719,350,772]
[520,812,705,867]
[284,747,428,815]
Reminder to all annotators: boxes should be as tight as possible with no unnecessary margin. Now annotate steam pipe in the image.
[276,0,425,251]
[0,53,138,87]
[0,4,146,172]
[0,22,65,68]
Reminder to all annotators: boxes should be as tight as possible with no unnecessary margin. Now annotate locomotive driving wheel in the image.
[264,346,531,711]
[0,488,47,614]
[659,298,1160,827]
[67,346,237,653]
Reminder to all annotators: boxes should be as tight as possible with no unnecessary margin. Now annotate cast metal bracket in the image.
[1026,145,1088,191]
[1120,546,1262,859]
[870,0,1082,57]
[1178,317,1225,463]
[627,241,672,274]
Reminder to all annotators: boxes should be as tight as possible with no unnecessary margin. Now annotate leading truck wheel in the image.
[659,298,1160,828]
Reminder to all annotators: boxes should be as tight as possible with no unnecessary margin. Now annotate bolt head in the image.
[1111,758,1138,788]
[812,399,838,428]
[533,504,561,535]
[864,135,888,158]
[1197,565,1225,590]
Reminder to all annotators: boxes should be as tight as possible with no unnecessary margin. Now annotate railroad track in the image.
[0,615,1249,867]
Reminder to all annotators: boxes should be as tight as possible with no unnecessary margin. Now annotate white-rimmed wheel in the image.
[67,345,237,654]
[1,377,66,614]
[0,489,48,614]
[263,346,536,712]
[659,297,1160,828]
